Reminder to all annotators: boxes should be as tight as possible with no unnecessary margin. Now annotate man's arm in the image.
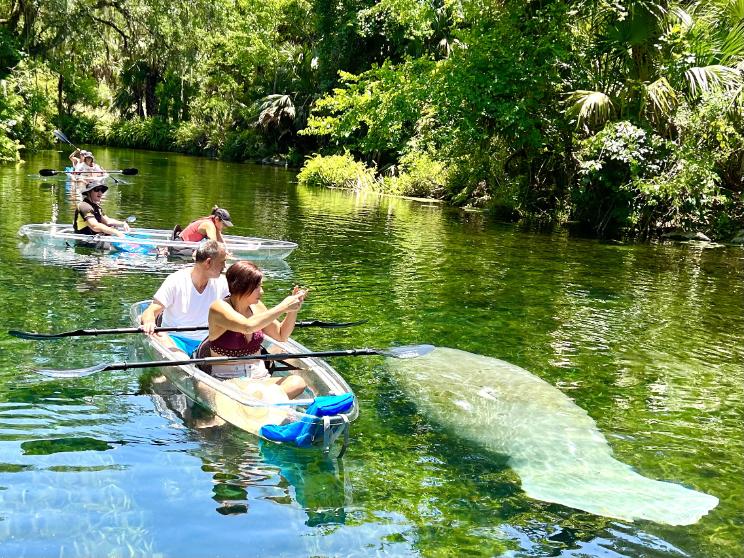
[100,215,131,232]
[83,215,125,237]
[141,300,165,335]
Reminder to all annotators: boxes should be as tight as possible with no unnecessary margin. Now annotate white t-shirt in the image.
[74,162,105,176]
[154,268,229,341]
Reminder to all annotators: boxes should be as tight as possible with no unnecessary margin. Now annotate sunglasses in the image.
[91,187,106,193]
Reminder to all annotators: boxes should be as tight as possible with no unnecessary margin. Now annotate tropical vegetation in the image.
[1,0,743,238]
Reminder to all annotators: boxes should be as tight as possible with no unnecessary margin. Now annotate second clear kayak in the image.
[19,223,298,260]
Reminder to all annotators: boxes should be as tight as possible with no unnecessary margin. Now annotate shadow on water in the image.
[143,371,350,526]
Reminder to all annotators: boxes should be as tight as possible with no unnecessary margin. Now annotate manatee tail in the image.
[517,456,718,525]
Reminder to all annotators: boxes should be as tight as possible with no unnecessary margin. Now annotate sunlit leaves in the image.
[645,77,678,117]
[685,65,742,96]
[303,59,433,159]
[566,90,614,128]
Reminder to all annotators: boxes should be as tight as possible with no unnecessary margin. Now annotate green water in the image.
[0,148,742,557]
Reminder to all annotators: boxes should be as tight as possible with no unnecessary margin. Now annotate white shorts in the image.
[211,360,270,380]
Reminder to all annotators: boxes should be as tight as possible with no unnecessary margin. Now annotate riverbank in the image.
[12,125,743,246]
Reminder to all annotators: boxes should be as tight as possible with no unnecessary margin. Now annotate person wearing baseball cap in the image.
[176,205,234,243]
[73,180,131,237]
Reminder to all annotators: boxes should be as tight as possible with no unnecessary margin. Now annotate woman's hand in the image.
[281,287,308,313]
[122,221,131,232]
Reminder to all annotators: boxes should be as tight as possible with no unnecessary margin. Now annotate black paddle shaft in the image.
[9,320,366,340]
[109,349,383,372]
[36,344,434,377]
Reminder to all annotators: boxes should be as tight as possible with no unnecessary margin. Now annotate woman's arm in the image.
[198,220,219,241]
[208,294,304,339]
[257,287,307,341]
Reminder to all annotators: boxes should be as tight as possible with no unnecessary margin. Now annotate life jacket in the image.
[74,199,104,234]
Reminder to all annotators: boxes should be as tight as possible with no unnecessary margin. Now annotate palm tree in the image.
[566,0,744,131]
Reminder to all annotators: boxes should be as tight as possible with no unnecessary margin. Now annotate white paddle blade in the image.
[36,363,109,378]
[385,344,436,359]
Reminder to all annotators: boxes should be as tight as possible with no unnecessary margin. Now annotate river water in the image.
[0,147,742,557]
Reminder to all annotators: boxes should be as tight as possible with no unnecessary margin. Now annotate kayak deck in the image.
[129,301,357,453]
[19,223,297,260]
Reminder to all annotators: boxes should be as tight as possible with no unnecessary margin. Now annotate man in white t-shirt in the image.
[141,240,228,355]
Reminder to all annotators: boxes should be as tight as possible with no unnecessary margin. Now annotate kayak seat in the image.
[260,393,355,447]
[193,339,212,374]
[171,224,182,241]
[192,342,284,376]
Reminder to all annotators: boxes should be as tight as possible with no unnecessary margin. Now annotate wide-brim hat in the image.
[81,179,108,194]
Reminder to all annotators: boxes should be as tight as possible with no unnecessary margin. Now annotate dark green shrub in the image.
[222,128,269,161]
[574,121,670,236]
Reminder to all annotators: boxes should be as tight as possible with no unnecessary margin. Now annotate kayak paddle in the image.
[53,129,78,150]
[36,345,435,378]
[52,129,127,185]
[39,168,139,176]
[10,320,367,340]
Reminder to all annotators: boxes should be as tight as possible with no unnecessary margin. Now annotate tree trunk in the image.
[57,74,64,118]
[145,70,159,118]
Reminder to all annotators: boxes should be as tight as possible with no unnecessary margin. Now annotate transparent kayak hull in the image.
[19,223,297,260]
[130,301,357,452]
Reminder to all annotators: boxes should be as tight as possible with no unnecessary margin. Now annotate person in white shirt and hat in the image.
[73,151,108,184]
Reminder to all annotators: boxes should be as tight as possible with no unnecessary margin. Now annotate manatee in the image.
[386,347,718,525]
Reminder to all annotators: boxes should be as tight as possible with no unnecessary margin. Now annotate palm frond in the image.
[257,94,296,128]
[685,65,742,96]
[724,0,744,22]
[720,21,744,66]
[565,90,614,127]
[668,5,693,29]
[645,77,679,116]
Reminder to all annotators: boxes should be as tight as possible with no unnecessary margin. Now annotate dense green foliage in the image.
[1,0,743,238]
[297,153,377,190]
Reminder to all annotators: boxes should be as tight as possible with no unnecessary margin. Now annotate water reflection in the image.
[19,241,181,276]
[18,241,293,282]
[146,373,350,525]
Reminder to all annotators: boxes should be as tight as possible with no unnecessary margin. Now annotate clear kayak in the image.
[17,241,293,278]
[130,301,358,453]
[19,223,297,260]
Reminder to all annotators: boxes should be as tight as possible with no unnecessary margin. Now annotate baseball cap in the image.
[213,208,233,227]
